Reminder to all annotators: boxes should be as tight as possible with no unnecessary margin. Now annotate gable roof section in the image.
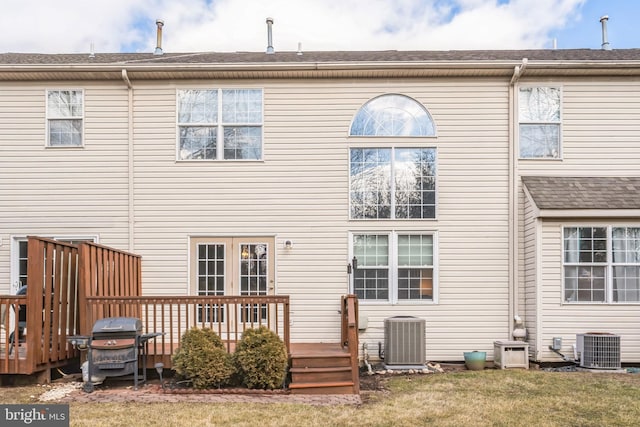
[1,49,640,81]
[522,176,640,218]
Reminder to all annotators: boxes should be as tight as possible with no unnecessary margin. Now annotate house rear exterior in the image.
[1,48,639,364]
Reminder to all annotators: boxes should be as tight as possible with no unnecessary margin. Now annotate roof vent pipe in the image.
[154,19,164,55]
[266,17,274,54]
[600,15,611,50]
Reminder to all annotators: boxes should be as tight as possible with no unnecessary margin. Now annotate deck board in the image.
[289,343,348,357]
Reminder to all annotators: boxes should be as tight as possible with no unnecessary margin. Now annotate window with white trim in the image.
[177,89,263,160]
[563,226,640,303]
[518,86,560,159]
[47,90,83,147]
[352,232,435,302]
[349,94,436,137]
[350,147,436,219]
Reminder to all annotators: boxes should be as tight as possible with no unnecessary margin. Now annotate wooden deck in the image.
[0,237,360,395]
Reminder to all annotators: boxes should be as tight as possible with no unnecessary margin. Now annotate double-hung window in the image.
[518,87,561,159]
[47,90,83,147]
[352,232,435,303]
[350,148,436,219]
[177,89,263,160]
[563,226,640,303]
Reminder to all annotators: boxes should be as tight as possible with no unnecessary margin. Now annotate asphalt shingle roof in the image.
[2,49,640,65]
[522,176,640,210]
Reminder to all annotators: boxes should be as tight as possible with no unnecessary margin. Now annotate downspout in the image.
[122,69,134,252]
[508,58,527,338]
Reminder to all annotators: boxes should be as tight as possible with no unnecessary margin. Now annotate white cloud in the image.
[0,0,586,53]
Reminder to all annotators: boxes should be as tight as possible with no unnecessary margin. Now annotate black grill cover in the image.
[92,317,142,335]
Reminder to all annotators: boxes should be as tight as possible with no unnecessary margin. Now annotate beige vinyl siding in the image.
[518,78,640,175]
[516,78,640,291]
[522,195,539,358]
[131,78,510,360]
[517,78,640,362]
[0,82,131,293]
[537,221,640,362]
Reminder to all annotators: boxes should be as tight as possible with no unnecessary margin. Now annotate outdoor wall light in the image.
[284,240,294,250]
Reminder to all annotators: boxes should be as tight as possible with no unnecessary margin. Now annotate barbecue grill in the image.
[68,317,162,393]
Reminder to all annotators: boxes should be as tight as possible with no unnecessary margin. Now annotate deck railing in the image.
[341,294,359,394]
[84,295,290,368]
[1,237,295,379]
[0,296,27,373]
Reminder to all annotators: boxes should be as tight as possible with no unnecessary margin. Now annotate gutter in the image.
[1,57,640,81]
[121,69,134,252]
[121,68,133,89]
[510,58,528,85]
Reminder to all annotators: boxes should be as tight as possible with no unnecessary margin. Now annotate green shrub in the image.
[233,326,288,390]
[172,327,234,389]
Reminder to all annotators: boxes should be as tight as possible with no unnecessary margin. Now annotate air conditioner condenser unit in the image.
[576,333,621,370]
[384,316,425,368]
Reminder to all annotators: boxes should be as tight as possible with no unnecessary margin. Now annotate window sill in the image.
[45,145,85,149]
[358,300,438,306]
[562,301,640,306]
[175,159,265,163]
[518,157,563,161]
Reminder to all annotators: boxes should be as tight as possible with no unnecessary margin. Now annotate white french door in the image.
[190,236,275,325]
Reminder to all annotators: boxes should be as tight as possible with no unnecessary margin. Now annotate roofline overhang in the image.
[0,59,640,81]
[534,209,640,219]
[523,181,640,219]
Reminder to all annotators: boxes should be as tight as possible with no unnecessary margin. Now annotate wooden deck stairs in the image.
[288,343,358,394]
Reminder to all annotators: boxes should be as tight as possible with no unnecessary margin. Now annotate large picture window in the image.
[350,148,436,219]
[47,90,83,147]
[563,226,640,303]
[352,232,435,303]
[518,87,561,159]
[177,89,262,160]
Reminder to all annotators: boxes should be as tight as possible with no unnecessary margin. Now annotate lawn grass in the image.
[2,370,639,426]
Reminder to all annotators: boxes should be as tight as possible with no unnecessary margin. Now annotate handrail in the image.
[341,294,359,394]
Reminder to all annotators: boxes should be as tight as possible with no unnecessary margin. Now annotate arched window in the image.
[349,94,436,137]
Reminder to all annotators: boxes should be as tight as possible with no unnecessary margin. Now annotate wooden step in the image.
[290,355,351,369]
[288,343,358,395]
[290,366,352,383]
[289,381,355,395]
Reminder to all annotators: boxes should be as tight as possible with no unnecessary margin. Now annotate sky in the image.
[1,0,638,54]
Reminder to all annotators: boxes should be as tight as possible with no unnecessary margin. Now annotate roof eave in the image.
[0,59,639,81]
[535,208,640,219]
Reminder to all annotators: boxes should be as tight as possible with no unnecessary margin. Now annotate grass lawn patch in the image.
[1,369,639,426]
